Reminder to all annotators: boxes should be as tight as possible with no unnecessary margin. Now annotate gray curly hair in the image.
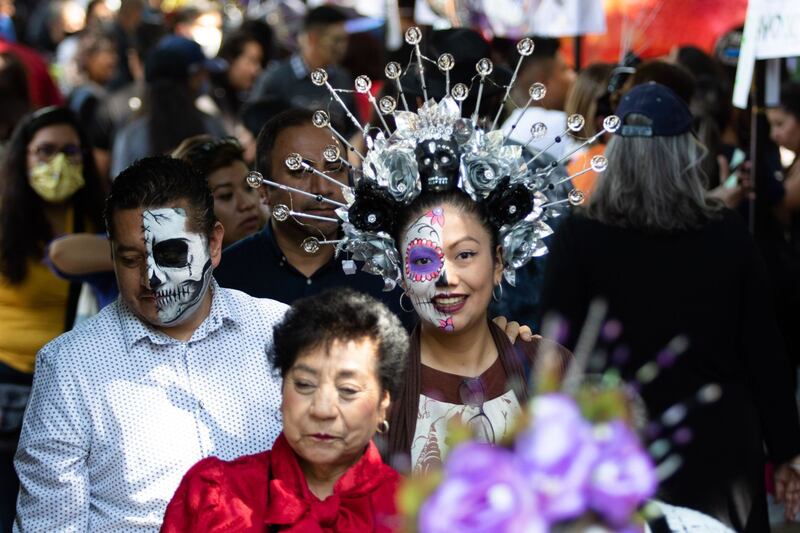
[584,114,723,232]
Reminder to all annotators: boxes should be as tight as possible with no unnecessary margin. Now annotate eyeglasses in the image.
[29,143,82,164]
[458,377,496,443]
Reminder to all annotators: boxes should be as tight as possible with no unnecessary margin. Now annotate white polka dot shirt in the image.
[14,282,288,532]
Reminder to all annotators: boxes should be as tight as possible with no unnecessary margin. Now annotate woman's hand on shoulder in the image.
[492,315,534,343]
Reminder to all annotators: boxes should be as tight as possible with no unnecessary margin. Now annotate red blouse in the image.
[161,433,401,532]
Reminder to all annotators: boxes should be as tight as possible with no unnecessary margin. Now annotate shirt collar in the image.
[119,279,239,349]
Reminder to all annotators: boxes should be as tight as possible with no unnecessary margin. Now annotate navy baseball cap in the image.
[145,35,227,83]
[614,82,694,137]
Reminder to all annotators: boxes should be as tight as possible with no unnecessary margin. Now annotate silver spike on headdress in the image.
[491,37,535,131]
[301,236,344,251]
[323,143,359,176]
[503,83,547,143]
[437,53,455,96]
[310,68,365,136]
[526,113,586,168]
[311,110,365,160]
[451,83,469,114]
[471,58,493,122]
[355,75,392,133]
[554,155,609,186]
[246,171,347,208]
[405,26,428,102]
[540,114,621,178]
[271,204,339,224]
[385,62,409,111]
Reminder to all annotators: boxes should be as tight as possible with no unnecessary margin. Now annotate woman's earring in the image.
[492,284,503,302]
[376,420,390,434]
[399,291,414,313]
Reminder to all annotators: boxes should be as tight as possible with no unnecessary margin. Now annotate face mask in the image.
[143,208,213,326]
[402,206,454,331]
[29,153,85,203]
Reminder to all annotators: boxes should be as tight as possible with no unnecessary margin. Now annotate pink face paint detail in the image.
[426,207,445,227]
[438,317,454,331]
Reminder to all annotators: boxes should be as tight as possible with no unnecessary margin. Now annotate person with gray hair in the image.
[540,82,800,532]
[585,89,722,233]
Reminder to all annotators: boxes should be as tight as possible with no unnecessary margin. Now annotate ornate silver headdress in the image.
[246,29,620,290]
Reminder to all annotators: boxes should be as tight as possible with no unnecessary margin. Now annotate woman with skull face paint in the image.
[261,31,574,475]
[383,189,572,474]
[0,105,104,528]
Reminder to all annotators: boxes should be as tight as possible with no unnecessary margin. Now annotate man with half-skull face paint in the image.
[143,208,213,326]
[14,157,289,531]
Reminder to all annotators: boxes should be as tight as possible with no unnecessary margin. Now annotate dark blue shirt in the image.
[214,223,416,330]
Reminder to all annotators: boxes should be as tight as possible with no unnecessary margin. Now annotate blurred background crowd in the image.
[2,0,800,530]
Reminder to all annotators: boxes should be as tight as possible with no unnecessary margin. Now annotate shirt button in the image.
[306,279,312,285]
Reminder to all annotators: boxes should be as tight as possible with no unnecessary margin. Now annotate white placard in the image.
[733,0,800,108]
[753,0,800,59]
[528,0,606,37]
[414,0,605,38]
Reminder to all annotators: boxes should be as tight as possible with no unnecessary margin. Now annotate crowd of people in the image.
[2,1,800,532]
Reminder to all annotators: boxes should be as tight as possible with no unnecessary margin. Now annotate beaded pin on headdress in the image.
[246,29,621,289]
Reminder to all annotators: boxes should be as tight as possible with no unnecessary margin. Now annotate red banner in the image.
[564,0,748,66]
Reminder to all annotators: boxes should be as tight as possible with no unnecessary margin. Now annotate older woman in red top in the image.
[161,288,409,532]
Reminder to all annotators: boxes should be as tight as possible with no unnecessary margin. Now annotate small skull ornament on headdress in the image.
[416,138,460,193]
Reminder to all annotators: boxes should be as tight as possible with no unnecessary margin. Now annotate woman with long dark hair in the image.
[0,105,104,530]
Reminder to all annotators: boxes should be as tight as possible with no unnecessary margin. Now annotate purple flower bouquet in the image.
[409,392,658,532]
